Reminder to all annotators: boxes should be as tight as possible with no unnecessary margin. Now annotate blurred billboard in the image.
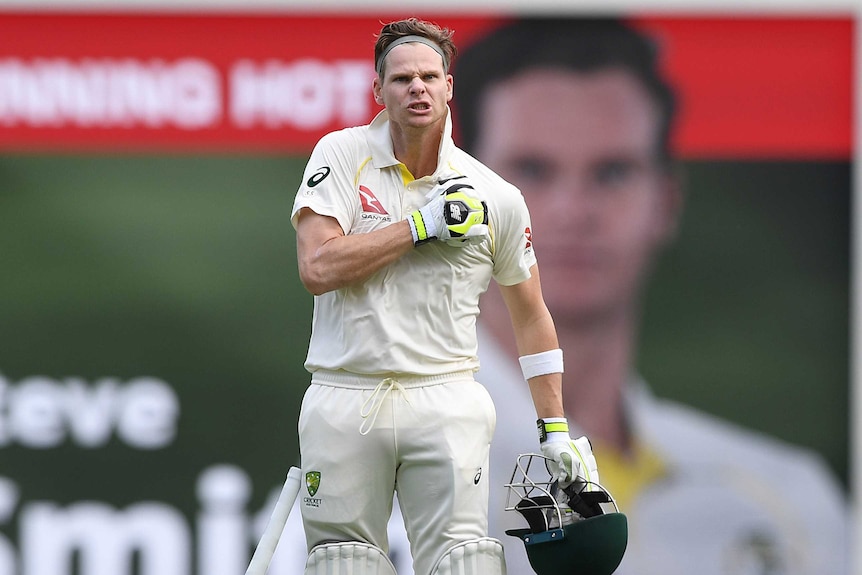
[0,6,855,575]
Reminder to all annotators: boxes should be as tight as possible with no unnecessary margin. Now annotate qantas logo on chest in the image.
[358,186,391,220]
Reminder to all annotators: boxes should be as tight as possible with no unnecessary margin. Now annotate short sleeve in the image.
[491,189,537,286]
[291,130,360,234]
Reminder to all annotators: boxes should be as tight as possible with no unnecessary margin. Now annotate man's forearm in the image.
[298,220,414,295]
[527,372,565,419]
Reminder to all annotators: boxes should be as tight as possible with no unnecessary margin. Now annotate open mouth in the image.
[410,103,431,111]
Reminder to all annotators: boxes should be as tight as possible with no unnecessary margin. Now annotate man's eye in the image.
[594,161,634,187]
[510,158,552,184]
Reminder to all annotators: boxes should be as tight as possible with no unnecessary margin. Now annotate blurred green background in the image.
[641,159,850,486]
[0,154,849,516]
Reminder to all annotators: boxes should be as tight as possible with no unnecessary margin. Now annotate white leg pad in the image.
[431,537,507,575]
[304,541,397,575]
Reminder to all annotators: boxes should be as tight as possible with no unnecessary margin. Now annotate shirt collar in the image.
[367,107,456,173]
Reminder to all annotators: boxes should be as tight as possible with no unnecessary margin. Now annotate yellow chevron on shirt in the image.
[398,163,413,185]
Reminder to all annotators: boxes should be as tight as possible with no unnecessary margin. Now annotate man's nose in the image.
[546,181,596,226]
[408,77,426,93]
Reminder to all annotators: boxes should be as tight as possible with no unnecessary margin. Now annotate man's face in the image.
[373,42,453,132]
[475,68,680,322]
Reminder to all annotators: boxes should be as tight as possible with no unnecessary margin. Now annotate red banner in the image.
[634,16,853,159]
[0,12,852,158]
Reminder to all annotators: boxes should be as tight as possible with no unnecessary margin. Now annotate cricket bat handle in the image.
[245,466,303,575]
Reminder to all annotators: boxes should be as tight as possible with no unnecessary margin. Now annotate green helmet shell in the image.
[507,513,628,575]
[504,452,628,575]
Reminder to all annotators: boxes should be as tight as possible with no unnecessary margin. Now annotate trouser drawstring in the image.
[359,377,410,435]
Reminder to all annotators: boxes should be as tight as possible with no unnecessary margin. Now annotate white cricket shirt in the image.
[291,108,536,376]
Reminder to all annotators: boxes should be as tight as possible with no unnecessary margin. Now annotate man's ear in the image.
[372,76,384,105]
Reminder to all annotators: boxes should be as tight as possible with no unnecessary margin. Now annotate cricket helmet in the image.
[505,453,628,575]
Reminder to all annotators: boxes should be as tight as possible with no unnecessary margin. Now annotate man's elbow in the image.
[298,268,331,296]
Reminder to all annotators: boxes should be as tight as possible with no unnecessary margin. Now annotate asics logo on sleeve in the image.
[307,166,331,187]
[358,185,389,215]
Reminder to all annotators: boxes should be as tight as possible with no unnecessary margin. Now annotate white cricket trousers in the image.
[297,369,497,575]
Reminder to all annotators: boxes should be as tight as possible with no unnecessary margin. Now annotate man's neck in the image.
[389,120,444,179]
[557,316,634,453]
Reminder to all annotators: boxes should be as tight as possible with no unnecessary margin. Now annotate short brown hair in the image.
[455,18,677,170]
[374,18,457,77]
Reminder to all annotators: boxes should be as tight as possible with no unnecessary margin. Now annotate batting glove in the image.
[407,175,489,247]
[538,418,600,490]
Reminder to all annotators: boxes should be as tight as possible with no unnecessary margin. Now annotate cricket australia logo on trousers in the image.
[306,471,321,496]
[304,471,323,508]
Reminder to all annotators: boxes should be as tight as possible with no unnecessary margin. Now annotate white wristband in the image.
[518,348,564,380]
